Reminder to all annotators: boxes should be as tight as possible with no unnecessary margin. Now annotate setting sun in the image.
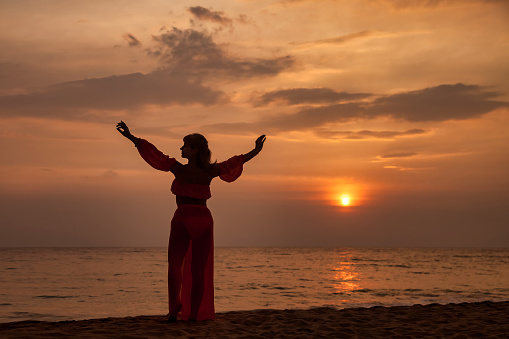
[328,182,365,208]
[340,194,351,206]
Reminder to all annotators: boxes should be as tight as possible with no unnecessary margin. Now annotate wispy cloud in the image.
[188,6,233,26]
[293,31,376,46]
[122,33,142,47]
[380,152,419,158]
[316,129,427,140]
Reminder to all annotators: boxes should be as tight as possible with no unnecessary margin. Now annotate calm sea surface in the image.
[1,247,508,323]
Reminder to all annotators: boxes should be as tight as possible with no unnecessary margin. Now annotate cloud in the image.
[265,103,364,132]
[316,129,427,140]
[205,83,507,135]
[188,6,233,26]
[0,27,294,121]
[271,83,508,130]
[255,88,372,106]
[293,31,376,46]
[380,152,419,158]
[149,27,294,78]
[122,33,142,47]
[0,71,227,121]
[84,169,119,181]
[367,83,508,122]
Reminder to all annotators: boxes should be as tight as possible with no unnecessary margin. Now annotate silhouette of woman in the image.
[116,121,265,322]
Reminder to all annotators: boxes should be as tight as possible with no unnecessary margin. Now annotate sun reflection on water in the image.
[331,252,361,294]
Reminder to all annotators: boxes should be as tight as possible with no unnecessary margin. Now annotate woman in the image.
[116,121,265,322]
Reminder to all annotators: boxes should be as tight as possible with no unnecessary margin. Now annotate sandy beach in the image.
[1,301,508,338]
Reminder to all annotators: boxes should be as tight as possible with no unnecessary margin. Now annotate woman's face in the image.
[180,142,197,159]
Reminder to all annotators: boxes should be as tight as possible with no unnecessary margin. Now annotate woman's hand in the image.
[255,135,266,153]
[117,121,139,145]
[116,120,132,138]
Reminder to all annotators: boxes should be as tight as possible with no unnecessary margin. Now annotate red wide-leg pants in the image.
[168,204,215,321]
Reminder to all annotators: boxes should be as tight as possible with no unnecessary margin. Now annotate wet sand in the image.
[1,301,508,338]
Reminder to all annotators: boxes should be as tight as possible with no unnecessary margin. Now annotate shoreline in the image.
[1,301,508,338]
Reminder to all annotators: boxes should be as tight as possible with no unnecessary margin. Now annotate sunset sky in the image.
[1,0,508,247]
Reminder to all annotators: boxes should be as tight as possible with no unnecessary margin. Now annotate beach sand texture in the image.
[1,301,507,338]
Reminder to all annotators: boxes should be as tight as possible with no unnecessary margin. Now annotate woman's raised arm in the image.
[243,135,266,163]
[116,121,176,172]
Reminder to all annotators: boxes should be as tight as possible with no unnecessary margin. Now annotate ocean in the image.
[1,247,508,323]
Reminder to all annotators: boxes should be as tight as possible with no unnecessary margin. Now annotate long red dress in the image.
[136,139,243,321]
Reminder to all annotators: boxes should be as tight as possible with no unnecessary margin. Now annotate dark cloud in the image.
[188,6,233,26]
[380,152,419,158]
[269,103,364,132]
[316,129,427,140]
[255,88,372,106]
[269,83,507,131]
[0,27,294,121]
[0,71,227,121]
[205,83,507,135]
[150,27,294,78]
[122,33,142,47]
[368,83,508,122]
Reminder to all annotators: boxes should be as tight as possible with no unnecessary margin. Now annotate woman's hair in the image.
[183,133,216,170]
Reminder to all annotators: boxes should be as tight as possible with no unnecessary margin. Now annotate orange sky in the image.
[1,0,508,247]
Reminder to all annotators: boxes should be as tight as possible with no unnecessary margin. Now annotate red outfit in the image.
[136,139,243,321]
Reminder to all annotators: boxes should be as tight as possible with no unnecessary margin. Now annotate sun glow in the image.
[326,181,368,208]
[340,194,351,206]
